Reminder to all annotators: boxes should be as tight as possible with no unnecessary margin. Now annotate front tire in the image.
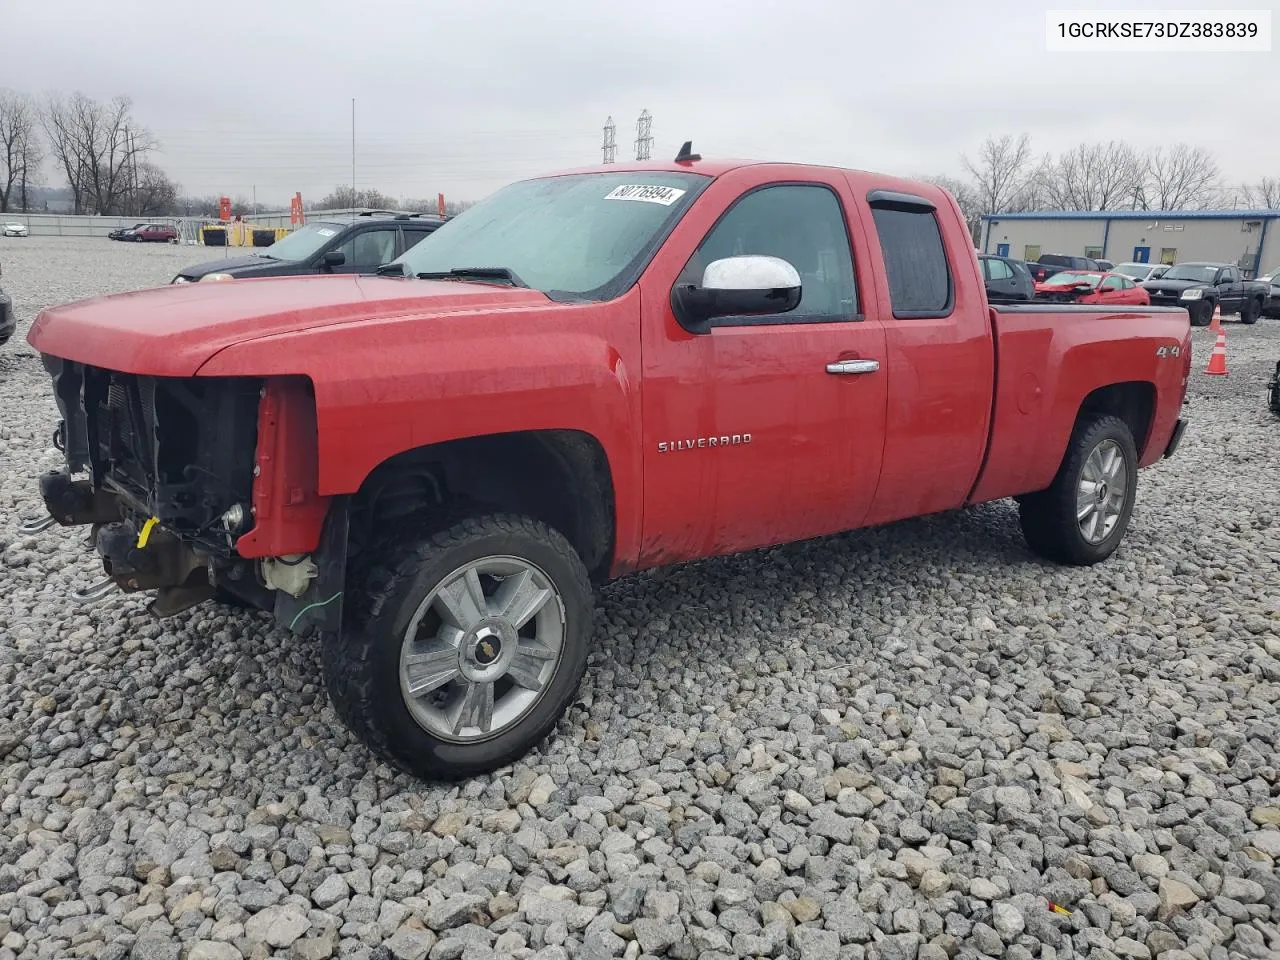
[323,514,592,780]
[1019,415,1138,566]
[1189,300,1213,327]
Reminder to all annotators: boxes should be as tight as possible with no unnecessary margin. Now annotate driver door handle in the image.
[826,359,880,375]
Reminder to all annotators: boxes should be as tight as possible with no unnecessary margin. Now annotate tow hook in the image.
[17,514,58,535]
[69,518,216,616]
[70,578,119,605]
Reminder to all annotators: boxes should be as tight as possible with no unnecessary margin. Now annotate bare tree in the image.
[404,196,475,217]
[40,92,154,215]
[128,162,178,216]
[0,89,42,212]
[919,174,983,241]
[319,185,398,210]
[962,134,1035,214]
[1039,141,1144,211]
[1139,144,1220,210]
[1241,177,1280,209]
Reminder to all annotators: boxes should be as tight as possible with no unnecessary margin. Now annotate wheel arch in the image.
[1074,381,1156,458]
[350,429,617,584]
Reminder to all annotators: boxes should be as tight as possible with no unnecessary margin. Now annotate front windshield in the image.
[1045,271,1100,288]
[1162,264,1218,282]
[397,171,708,300]
[262,221,345,262]
[1114,264,1149,279]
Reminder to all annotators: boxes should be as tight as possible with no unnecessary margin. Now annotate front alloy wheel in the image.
[399,556,564,742]
[323,514,592,780]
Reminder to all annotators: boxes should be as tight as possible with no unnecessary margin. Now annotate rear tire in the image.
[322,514,593,781]
[1019,415,1138,566]
[1240,297,1260,325]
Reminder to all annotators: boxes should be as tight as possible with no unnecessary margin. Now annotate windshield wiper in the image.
[415,267,529,288]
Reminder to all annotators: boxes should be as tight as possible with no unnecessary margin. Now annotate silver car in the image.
[1112,262,1169,284]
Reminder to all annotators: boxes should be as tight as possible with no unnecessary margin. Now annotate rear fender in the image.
[969,307,1188,503]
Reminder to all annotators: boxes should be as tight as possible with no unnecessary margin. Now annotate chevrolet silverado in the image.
[23,151,1192,779]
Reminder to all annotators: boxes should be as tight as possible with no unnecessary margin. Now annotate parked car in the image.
[2,222,28,238]
[1255,266,1280,318]
[1034,270,1151,306]
[113,223,178,243]
[0,262,14,346]
[1112,261,1170,284]
[171,212,445,283]
[1096,259,1114,271]
[1024,253,1103,283]
[25,156,1191,780]
[107,223,151,241]
[979,254,1034,301]
[1141,261,1270,325]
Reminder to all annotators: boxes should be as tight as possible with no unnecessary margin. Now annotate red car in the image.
[25,156,1190,779]
[1035,270,1150,306]
[118,223,178,243]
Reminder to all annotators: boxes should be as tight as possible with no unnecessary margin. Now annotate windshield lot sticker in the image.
[604,184,687,206]
[316,228,337,237]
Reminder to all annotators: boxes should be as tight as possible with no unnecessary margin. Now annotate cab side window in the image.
[677,184,858,322]
[870,198,953,318]
[1102,276,1123,290]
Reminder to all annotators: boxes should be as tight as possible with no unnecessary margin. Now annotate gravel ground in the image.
[0,235,1277,960]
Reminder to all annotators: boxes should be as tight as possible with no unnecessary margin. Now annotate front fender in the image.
[198,293,644,568]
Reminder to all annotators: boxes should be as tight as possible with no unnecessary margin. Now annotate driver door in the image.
[637,173,887,566]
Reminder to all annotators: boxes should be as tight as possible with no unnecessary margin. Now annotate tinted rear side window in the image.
[871,207,953,317]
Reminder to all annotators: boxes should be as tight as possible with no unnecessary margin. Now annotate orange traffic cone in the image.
[1209,302,1223,332]
[1204,328,1228,375]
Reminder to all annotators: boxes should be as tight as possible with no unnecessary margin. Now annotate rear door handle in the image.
[826,359,880,375]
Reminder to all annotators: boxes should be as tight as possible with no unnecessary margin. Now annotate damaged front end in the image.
[23,358,346,633]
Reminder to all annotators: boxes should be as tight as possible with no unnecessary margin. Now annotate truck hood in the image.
[175,254,289,280]
[1142,279,1205,295]
[27,275,552,376]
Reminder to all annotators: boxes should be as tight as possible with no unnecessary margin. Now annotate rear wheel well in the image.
[1076,382,1156,457]
[350,430,616,583]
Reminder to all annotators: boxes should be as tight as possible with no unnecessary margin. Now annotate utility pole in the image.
[635,110,653,161]
[602,116,616,164]
[351,98,356,209]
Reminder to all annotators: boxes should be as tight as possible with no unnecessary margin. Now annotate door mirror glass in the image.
[672,255,802,331]
[322,249,346,267]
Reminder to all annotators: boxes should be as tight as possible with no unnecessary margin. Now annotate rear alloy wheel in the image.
[1019,415,1138,566]
[323,514,592,780]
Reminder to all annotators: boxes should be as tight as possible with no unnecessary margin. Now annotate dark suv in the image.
[1024,253,1103,283]
[171,211,446,284]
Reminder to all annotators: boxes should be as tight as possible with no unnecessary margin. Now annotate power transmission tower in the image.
[602,116,616,164]
[635,110,653,161]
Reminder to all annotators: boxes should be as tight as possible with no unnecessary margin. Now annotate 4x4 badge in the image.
[1156,345,1181,358]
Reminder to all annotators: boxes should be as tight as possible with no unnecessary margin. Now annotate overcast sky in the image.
[6,0,1276,205]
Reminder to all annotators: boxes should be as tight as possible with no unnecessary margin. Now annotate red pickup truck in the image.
[24,153,1191,779]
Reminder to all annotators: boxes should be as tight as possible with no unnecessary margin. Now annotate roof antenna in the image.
[674,141,701,163]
